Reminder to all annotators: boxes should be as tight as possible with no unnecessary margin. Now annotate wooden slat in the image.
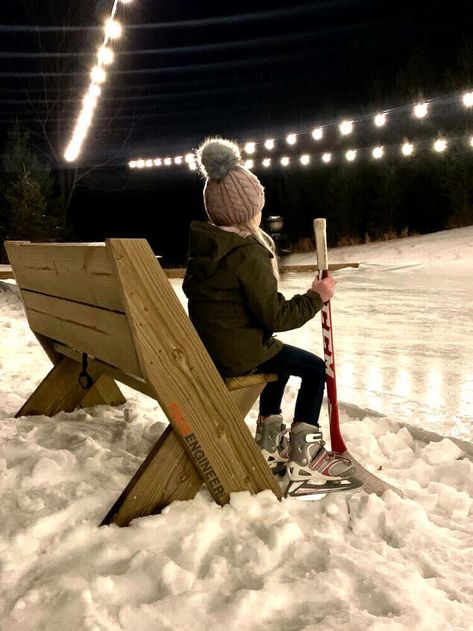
[164,262,359,278]
[22,290,142,378]
[5,242,124,312]
[101,382,267,527]
[107,239,282,506]
[225,373,277,391]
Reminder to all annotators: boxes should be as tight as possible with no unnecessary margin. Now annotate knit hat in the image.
[196,138,265,226]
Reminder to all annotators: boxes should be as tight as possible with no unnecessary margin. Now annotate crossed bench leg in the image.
[15,349,274,526]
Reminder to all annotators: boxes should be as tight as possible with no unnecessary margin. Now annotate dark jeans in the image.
[256,343,326,427]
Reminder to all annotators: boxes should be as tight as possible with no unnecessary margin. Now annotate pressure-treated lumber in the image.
[6,238,282,526]
[107,239,282,505]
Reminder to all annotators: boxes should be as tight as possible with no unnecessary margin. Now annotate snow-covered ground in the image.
[1,226,472,630]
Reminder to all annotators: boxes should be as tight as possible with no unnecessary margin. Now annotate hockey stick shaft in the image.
[313,218,403,496]
[314,218,346,453]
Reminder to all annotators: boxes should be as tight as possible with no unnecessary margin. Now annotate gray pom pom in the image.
[197,138,241,180]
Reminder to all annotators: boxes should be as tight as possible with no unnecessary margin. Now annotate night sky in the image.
[0,1,471,163]
[0,1,472,263]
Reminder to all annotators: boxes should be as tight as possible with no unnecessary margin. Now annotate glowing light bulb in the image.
[311,127,323,141]
[164,158,172,166]
[244,142,256,154]
[372,146,384,159]
[82,93,98,110]
[322,153,332,164]
[401,142,414,156]
[470,136,473,148]
[286,134,297,145]
[88,84,102,98]
[433,138,447,153]
[339,120,353,135]
[374,113,387,127]
[98,46,114,65]
[90,66,106,84]
[264,139,275,150]
[300,154,310,165]
[153,158,162,167]
[64,142,81,163]
[463,92,473,108]
[120,0,134,4]
[175,156,183,165]
[145,159,153,168]
[105,18,122,40]
[262,158,271,167]
[345,150,357,162]
[185,153,194,163]
[413,103,428,119]
[244,159,254,169]
[136,159,145,169]
[189,162,197,171]
[129,161,137,168]
[281,156,290,166]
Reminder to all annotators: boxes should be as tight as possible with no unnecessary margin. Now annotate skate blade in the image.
[285,476,363,499]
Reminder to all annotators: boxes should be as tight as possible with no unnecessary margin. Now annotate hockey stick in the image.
[314,218,403,497]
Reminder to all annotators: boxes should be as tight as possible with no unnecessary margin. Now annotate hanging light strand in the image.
[64,0,134,163]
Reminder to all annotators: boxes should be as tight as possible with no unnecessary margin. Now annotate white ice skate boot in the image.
[285,422,362,497]
[255,414,289,474]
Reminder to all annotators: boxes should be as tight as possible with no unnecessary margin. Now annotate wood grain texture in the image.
[5,242,124,311]
[100,383,267,527]
[80,375,126,408]
[107,239,282,505]
[225,373,277,391]
[16,356,103,417]
[21,290,142,378]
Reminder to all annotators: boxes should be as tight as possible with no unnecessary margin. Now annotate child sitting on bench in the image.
[183,137,359,496]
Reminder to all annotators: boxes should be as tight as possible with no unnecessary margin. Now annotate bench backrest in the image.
[6,241,142,378]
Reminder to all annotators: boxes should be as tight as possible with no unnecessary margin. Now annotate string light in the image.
[105,18,122,40]
[339,120,354,136]
[64,1,134,163]
[463,92,473,108]
[413,103,428,119]
[322,153,332,164]
[129,160,137,168]
[175,156,183,165]
[244,142,256,154]
[345,149,357,162]
[154,158,162,166]
[189,162,198,171]
[470,137,473,148]
[281,156,290,166]
[311,127,323,141]
[372,146,384,159]
[300,154,311,165]
[164,158,172,166]
[286,134,297,145]
[136,159,145,168]
[244,159,254,169]
[185,153,194,163]
[433,138,448,153]
[262,158,271,167]
[264,139,275,150]
[401,142,414,156]
[374,113,387,127]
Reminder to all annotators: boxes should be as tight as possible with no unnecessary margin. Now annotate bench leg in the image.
[101,384,265,527]
[16,356,126,418]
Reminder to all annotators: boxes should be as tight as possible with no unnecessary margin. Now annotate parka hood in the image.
[186,220,258,280]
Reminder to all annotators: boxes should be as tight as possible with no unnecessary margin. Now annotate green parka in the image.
[183,221,323,377]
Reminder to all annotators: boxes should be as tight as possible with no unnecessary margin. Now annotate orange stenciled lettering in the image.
[167,402,192,436]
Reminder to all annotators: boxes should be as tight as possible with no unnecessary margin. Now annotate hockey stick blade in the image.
[343,449,403,497]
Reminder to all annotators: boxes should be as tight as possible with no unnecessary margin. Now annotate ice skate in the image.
[285,422,363,497]
[255,414,289,475]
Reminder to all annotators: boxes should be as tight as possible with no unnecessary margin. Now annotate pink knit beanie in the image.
[196,138,265,226]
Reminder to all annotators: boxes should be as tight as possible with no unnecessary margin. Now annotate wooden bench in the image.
[5,239,282,526]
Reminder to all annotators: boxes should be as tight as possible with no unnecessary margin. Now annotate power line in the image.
[0,1,363,33]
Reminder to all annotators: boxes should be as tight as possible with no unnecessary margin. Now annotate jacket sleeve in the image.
[235,244,323,333]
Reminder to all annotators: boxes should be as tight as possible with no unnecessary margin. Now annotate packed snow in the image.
[0,226,472,630]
